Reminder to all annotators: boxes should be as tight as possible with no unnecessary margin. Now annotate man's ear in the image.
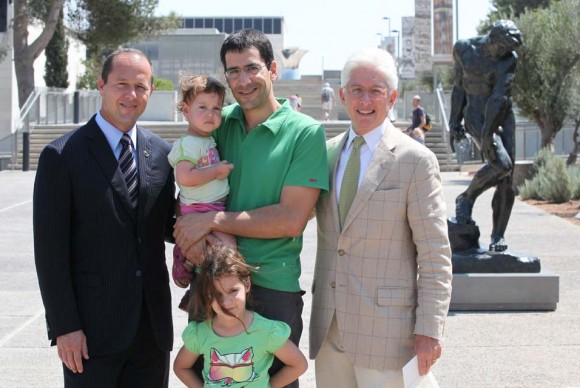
[269,60,278,81]
[389,89,399,106]
[244,277,251,294]
[97,78,105,92]
[339,87,346,105]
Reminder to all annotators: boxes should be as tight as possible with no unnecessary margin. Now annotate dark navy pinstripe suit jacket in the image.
[33,115,176,357]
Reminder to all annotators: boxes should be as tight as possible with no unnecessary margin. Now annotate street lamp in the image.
[383,17,391,37]
[391,29,400,59]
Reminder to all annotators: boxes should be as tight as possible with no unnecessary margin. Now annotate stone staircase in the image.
[275,76,344,121]
[10,73,458,171]
[13,118,459,172]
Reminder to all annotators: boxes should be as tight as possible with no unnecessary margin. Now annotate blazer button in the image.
[338,249,345,256]
[330,281,336,288]
[136,270,142,277]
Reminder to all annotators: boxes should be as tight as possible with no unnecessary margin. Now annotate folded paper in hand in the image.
[402,356,440,388]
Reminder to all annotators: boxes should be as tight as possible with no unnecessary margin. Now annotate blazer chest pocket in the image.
[370,188,403,203]
[377,286,416,307]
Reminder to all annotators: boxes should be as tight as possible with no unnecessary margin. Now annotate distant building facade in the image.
[132,16,290,86]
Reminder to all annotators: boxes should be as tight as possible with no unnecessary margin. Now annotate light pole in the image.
[383,17,391,37]
[391,29,400,59]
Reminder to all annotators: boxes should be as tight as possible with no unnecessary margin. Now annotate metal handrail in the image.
[15,88,41,133]
[435,85,452,167]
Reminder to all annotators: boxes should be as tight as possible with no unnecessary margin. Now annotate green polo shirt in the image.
[214,99,329,292]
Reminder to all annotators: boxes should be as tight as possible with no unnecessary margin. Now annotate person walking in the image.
[321,82,336,120]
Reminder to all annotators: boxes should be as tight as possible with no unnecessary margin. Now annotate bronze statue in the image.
[449,20,523,252]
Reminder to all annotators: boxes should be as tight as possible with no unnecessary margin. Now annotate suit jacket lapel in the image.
[327,133,347,231]
[85,117,137,221]
[136,127,152,219]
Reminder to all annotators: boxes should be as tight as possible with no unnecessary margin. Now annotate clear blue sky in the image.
[155,0,494,75]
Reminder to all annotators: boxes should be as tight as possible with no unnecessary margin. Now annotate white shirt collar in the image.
[345,120,386,152]
[96,111,138,154]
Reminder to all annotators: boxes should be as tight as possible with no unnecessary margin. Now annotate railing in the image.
[435,86,452,167]
[12,88,101,170]
[435,86,484,165]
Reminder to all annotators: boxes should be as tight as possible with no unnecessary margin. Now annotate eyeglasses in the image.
[346,87,389,100]
[224,64,267,80]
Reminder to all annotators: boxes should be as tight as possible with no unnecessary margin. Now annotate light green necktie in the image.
[339,136,365,228]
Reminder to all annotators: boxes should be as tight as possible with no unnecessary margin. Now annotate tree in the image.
[67,0,178,90]
[11,0,178,106]
[512,0,580,148]
[477,0,559,34]
[44,9,68,88]
[13,0,65,107]
[67,0,179,54]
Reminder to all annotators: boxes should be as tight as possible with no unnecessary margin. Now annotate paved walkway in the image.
[0,170,579,387]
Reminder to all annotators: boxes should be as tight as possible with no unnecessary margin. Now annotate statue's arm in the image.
[481,55,517,154]
[449,41,469,148]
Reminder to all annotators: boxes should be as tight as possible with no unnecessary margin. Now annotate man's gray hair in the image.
[341,48,398,94]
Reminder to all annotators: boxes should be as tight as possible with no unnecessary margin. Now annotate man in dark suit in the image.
[33,48,176,387]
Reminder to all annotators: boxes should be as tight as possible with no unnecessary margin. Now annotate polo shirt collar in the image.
[229,98,292,135]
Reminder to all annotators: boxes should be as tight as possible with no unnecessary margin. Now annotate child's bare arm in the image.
[173,346,204,388]
[269,340,308,388]
[175,160,233,187]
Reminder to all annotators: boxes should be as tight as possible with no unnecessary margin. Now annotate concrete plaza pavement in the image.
[1,169,579,387]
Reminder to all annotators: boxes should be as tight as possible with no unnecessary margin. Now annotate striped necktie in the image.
[339,136,365,229]
[119,134,138,209]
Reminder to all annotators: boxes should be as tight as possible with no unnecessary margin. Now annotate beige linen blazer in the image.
[309,121,452,370]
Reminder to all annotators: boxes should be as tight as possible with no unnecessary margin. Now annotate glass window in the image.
[204,18,213,28]
[234,18,243,31]
[264,18,272,34]
[244,18,252,29]
[273,18,281,34]
[253,18,262,32]
[194,18,203,28]
[224,18,233,33]
[184,18,193,29]
[214,18,223,32]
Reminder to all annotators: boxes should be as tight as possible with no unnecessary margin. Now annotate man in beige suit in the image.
[310,48,453,387]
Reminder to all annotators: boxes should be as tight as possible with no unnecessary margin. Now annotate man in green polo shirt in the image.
[174,29,328,387]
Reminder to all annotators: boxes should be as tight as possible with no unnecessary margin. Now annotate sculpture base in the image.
[450,271,559,311]
[447,217,541,273]
[452,249,541,273]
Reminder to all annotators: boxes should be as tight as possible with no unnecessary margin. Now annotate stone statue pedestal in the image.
[447,218,559,311]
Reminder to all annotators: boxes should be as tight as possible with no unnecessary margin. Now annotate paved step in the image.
[13,120,459,172]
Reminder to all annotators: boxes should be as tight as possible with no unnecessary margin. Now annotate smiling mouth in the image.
[357,108,375,115]
[237,87,257,96]
[120,103,138,110]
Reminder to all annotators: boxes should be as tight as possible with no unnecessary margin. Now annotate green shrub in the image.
[518,149,572,203]
[153,77,174,91]
[518,178,541,200]
[568,165,580,200]
[536,156,571,203]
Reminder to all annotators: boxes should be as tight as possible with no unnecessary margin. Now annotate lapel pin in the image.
[143,150,150,158]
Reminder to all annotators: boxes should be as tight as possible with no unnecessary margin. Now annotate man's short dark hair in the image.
[101,48,153,85]
[219,29,274,71]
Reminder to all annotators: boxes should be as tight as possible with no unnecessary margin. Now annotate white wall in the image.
[30,25,86,91]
